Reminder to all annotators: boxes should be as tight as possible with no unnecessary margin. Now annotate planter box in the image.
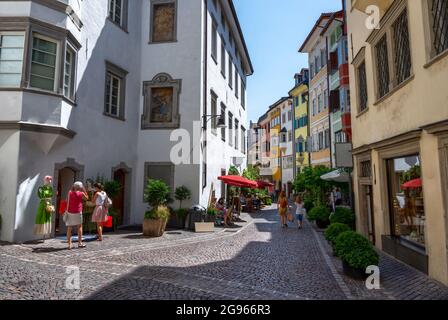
[143,218,166,237]
[167,213,186,230]
[186,212,214,231]
[342,260,368,280]
[316,219,330,229]
[194,222,215,233]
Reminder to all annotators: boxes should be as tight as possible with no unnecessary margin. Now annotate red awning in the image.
[402,178,422,189]
[256,180,275,188]
[218,175,258,189]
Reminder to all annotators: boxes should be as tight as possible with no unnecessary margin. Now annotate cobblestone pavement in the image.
[0,207,447,300]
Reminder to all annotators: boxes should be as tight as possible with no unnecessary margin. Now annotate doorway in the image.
[362,185,375,245]
[113,169,126,226]
[55,167,76,235]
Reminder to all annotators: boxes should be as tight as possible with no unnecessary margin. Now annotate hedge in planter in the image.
[334,231,379,279]
[324,223,351,247]
[330,207,355,228]
[144,206,170,237]
[307,206,330,229]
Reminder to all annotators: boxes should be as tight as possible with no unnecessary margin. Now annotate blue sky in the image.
[233,0,343,123]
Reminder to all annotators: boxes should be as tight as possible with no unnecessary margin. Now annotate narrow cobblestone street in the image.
[1,207,447,300]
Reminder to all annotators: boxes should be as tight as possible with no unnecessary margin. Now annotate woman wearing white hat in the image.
[64,181,89,249]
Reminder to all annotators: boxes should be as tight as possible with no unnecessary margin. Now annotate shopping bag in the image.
[287,212,294,222]
[102,215,113,228]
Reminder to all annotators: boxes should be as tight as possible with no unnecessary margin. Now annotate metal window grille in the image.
[358,62,368,112]
[375,35,390,98]
[431,0,448,55]
[393,10,412,85]
[360,160,372,178]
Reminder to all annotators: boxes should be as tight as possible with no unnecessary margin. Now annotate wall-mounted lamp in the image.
[202,115,227,130]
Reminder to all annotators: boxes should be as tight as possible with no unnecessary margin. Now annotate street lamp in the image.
[202,115,227,130]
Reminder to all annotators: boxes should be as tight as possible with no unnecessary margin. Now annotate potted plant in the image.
[324,223,351,252]
[330,207,355,229]
[307,206,331,229]
[168,186,191,229]
[334,231,379,280]
[143,179,171,237]
[194,207,215,233]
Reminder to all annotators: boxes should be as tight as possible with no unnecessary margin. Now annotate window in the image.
[360,160,372,178]
[324,89,328,109]
[241,126,246,154]
[0,33,25,87]
[228,112,233,146]
[105,61,128,120]
[318,132,324,150]
[234,119,239,150]
[287,111,292,122]
[211,91,218,133]
[221,103,226,141]
[429,0,448,56]
[375,35,390,98]
[142,73,181,129]
[288,131,292,142]
[282,113,286,124]
[228,56,233,88]
[314,56,319,73]
[387,155,425,247]
[312,98,316,116]
[310,63,314,79]
[63,46,75,99]
[221,37,226,77]
[144,162,174,197]
[358,62,368,112]
[211,20,218,62]
[321,49,326,68]
[109,0,123,25]
[393,9,412,85]
[30,35,58,91]
[301,93,306,104]
[324,129,330,149]
[151,1,177,43]
[109,0,128,30]
[241,82,246,109]
[318,94,322,113]
[235,70,239,98]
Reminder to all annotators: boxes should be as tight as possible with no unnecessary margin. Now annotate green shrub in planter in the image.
[145,206,170,221]
[330,207,355,228]
[325,223,351,246]
[304,199,314,213]
[334,231,379,270]
[207,207,217,216]
[307,206,330,222]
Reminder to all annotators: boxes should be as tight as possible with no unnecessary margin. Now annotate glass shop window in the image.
[387,155,426,247]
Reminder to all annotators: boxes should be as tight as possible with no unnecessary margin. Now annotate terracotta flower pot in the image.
[143,218,165,237]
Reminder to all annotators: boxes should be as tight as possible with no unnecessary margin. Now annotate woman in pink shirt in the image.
[65,181,89,250]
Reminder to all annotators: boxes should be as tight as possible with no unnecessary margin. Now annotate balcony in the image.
[351,0,394,16]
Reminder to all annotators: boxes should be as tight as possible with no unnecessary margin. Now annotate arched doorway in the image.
[112,163,132,226]
[53,158,84,236]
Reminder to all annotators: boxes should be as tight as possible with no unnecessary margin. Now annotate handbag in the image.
[62,193,70,223]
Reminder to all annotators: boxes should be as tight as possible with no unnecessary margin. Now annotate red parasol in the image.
[218,175,258,189]
[402,178,422,189]
[256,180,275,188]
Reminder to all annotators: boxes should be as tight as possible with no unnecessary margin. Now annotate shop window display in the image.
[387,155,425,247]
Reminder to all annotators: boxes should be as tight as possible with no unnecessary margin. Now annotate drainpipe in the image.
[326,36,333,169]
[202,0,208,192]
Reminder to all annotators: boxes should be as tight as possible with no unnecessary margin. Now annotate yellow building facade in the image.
[268,104,281,190]
[289,69,310,174]
[348,0,448,284]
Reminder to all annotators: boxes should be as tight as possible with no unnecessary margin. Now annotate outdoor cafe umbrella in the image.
[402,178,422,189]
[256,180,274,189]
[218,175,258,189]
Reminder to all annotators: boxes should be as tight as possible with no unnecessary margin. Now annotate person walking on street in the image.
[295,195,305,229]
[91,183,111,242]
[65,182,89,250]
[278,191,289,228]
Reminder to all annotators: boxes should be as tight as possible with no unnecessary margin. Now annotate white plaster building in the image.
[279,99,294,198]
[0,0,253,243]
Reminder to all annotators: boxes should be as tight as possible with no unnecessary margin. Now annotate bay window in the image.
[30,35,58,91]
[0,33,25,87]
[64,46,75,99]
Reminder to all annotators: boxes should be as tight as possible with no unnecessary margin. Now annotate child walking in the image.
[295,195,305,229]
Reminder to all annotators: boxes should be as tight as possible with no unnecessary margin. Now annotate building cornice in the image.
[0,121,76,139]
[421,120,448,135]
[352,129,421,155]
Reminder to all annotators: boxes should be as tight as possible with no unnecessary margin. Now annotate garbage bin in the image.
[185,205,206,231]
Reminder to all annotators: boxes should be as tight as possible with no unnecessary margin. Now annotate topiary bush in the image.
[144,179,170,208]
[330,207,355,228]
[308,206,331,228]
[325,223,351,246]
[334,231,379,270]
[145,206,170,221]
[174,186,191,209]
[175,208,188,219]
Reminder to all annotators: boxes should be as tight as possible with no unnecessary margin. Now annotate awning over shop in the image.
[320,169,350,183]
[218,175,258,189]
